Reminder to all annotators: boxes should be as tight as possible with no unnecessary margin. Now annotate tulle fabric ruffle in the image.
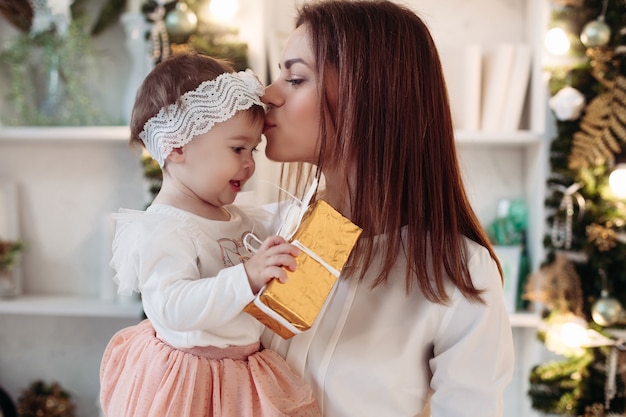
[100,320,320,417]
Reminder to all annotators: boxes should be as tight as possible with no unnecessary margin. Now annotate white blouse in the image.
[262,235,514,417]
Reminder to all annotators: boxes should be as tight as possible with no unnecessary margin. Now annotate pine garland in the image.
[570,74,626,169]
[530,348,626,415]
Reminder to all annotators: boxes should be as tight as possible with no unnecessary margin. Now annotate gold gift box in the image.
[244,199,362,339]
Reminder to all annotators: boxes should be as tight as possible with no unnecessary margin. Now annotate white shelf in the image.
[0,293,536,326]
[509,311,542,328]
[0,126,542,146]
[455,130,543,145]
[0,294,143,318]
[0,126,130,142]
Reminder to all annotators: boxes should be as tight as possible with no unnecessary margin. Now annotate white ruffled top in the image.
[110,203,272,349]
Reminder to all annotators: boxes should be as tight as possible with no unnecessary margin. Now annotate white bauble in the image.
[549,86,586,121]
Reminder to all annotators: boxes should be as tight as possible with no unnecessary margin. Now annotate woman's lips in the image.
[263,122,275,134]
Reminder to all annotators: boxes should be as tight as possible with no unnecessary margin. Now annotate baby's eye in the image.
[252,146,259,153]
[232,147,245,154]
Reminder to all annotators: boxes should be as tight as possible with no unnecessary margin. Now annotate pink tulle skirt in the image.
[100,320,320,417]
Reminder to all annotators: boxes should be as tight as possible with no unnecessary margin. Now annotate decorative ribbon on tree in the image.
[147,1,170,63]
[550,182,586,249]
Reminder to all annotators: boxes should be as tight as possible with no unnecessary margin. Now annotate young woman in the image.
[99,53,320,417]
[260,1,515,416]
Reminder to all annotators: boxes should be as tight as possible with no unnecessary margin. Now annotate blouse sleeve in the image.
[428,245,515,417]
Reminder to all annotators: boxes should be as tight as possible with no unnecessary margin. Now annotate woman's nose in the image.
[261,83,281,107]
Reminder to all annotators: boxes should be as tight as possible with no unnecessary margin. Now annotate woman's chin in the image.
[264,148,288,162]
[265,148,313,164]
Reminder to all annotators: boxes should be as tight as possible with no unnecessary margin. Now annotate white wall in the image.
[0,141,145,295]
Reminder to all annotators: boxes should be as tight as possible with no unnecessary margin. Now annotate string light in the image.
[560,320,589,348]
[609,163,626,199]
[545,27,570,55]
[209,0,238,22]
[543,313,621,354]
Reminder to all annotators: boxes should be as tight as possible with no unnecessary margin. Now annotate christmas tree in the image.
[524,0,626,415]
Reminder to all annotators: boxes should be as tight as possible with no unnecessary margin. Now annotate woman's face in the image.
[262,24,321,164]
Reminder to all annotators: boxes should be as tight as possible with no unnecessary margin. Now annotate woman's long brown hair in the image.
[294,0,503,304]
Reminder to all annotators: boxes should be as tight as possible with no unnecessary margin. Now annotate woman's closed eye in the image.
[286,78,305,87]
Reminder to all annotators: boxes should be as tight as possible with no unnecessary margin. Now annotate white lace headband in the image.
[139,69,265,167]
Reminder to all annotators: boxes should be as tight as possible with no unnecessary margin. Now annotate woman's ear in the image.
[165,147,185,164]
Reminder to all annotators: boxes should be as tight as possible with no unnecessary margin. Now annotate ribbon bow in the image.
[244,177,319,252]
[550,182,586,249]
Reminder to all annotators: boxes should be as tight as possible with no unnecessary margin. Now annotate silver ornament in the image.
[580,18,611,48]
[165,1,198,37]
[591,291,624,326]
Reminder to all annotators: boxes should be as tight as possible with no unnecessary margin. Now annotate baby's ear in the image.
[166,147,185,164]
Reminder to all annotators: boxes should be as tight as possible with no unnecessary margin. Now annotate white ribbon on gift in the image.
[250,291,305,336]
[249,235,342,337]
[277,177,319,240]
[291,239,341,277]
[243,176,319,252]
[244,176,345,336]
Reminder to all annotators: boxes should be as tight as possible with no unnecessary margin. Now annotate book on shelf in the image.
[500,44,532,132]
[440,44,482,132]
[480,43,516,132]
[480,43,532,133]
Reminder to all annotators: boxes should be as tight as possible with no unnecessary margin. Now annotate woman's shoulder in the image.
[463,237,502,289]
[464,237,495,263]
[464,237,491,259]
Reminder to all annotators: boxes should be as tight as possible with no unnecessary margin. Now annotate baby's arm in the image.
[243,236,300,294]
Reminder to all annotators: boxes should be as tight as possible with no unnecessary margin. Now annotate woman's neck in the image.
[319,169,355,223]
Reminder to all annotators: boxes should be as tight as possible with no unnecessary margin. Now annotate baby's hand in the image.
[243,235,300,294]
